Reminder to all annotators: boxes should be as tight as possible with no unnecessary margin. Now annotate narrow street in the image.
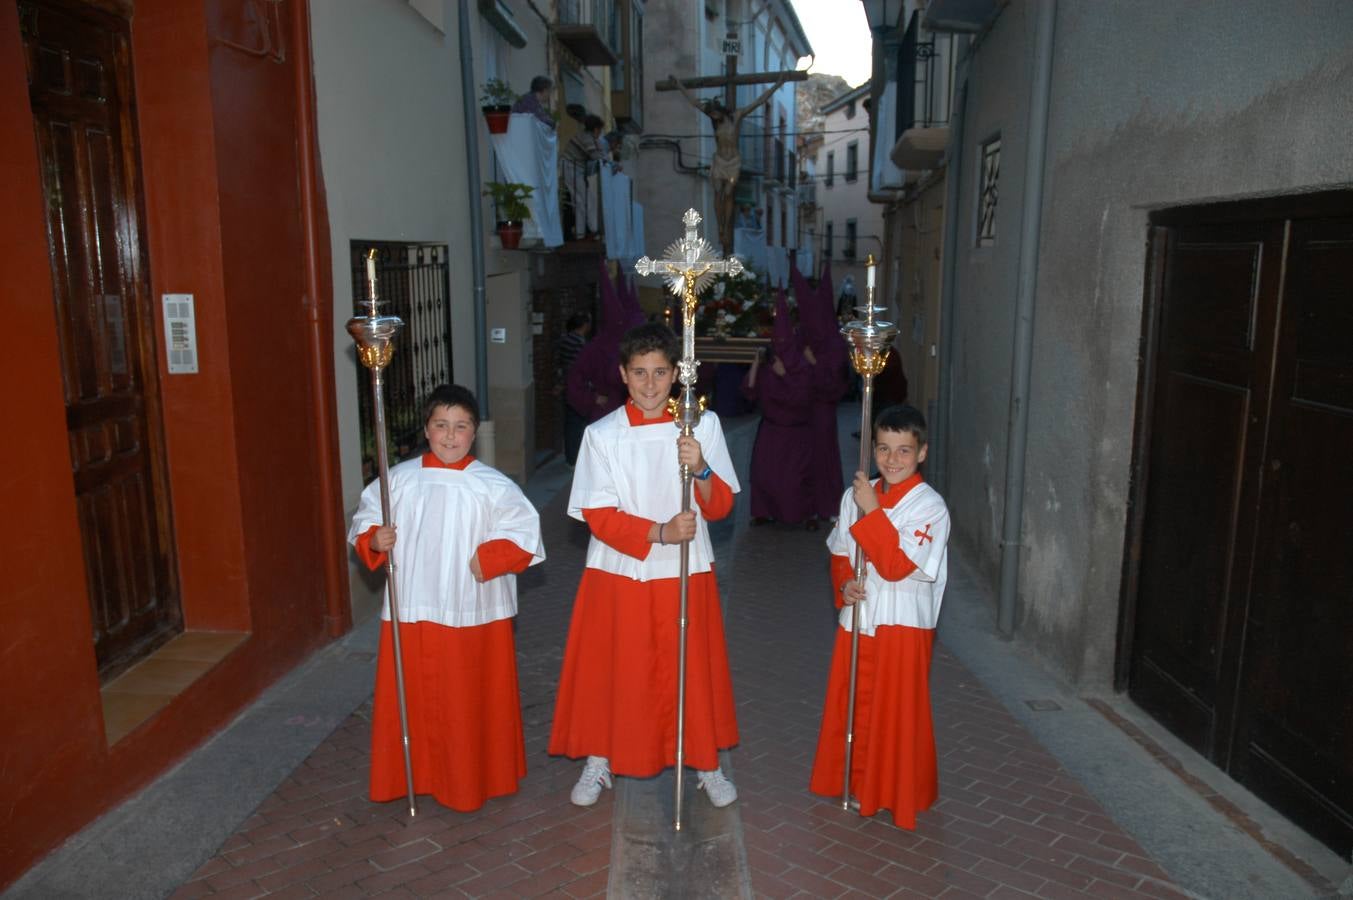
[8,409,1344,900]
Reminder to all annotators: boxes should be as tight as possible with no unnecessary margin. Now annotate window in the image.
[826,151,835,187]
[846,141,859,183]
[978,135,1000,247]
[846,99,856,119]
[825,221,834,259]
[845,219,857,259]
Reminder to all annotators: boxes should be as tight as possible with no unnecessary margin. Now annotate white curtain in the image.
[490,114,563,248]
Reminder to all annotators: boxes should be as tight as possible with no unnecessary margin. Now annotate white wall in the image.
[310,0,548,618]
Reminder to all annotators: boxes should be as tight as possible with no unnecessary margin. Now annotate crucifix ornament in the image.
[636,208,743,395]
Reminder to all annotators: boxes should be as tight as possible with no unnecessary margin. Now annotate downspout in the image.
[458,0,490,418]
[997,0,1057,638]
[931,43,969,496]
[292,0,351,637]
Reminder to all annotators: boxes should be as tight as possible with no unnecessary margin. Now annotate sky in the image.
[789,0,873,88]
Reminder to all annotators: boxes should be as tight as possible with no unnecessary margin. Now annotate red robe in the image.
[809,474,939,828]
[356,453,534,812]
[549,402,740,775]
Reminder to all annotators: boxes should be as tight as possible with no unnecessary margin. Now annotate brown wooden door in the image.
[1230,217,1353,854]
[21,0,181,680]
[1128,196,1353,857]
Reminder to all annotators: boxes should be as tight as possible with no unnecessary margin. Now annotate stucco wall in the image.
[945,0,1353,686]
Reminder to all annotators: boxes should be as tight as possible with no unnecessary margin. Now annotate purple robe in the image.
[739,289,815,523]
[796,262,848,520]
[742,363,813,524]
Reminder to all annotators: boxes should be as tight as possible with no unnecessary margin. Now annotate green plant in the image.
[483,181,533,223]
[480,78,515,108]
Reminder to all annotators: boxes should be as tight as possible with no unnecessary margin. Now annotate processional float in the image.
[636,210,743,832]
[839,255,898,811]
[346,249,419,818]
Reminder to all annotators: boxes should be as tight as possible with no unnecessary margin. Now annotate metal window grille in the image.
[978,137,1000,247]
[846,141,859,182]
[350,241,453,481]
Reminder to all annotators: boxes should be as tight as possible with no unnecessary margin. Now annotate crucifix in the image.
[635,208,742,832]
[656,60,806,255]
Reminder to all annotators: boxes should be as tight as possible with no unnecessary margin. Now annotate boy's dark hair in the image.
[618,322,679,367]
[530,75,553,94]
[423,384,480,428]
[565,311,592,331]
[583,114,604,132]
[873,403,927,446]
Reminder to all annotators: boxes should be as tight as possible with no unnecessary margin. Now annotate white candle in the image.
[365,255,377,296]
[867,261,876,291]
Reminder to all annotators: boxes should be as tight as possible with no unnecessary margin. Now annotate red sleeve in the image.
[582,507,656,560]
[849,509,919,581]
[829,553,855,610]
[476,539,535,580]
[354,524,388,571]
[693,473,734,521]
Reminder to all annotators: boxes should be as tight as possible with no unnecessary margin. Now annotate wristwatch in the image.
[694,464,713,481]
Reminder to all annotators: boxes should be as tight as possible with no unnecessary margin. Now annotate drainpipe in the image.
[292,0,351,637]
[458,0,490,420]
[931,43,969,496]
[997,0,1057,638]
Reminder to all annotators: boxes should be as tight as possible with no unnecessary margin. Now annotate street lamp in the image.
[860,0,903,34]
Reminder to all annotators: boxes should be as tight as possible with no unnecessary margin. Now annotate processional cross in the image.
[634,208,741,833]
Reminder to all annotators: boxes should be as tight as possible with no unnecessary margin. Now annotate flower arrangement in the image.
[694,266,773,338]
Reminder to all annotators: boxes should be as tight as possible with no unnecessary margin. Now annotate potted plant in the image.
[483,181,533,249]
[480,78,515,134]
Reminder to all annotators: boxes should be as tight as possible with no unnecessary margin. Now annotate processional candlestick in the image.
[838,254,898,812]
[346,249,419,818]
[635,209,743,832]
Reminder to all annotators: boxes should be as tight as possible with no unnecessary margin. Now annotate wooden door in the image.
[21,0,181,680]
[1231,217,1353,854]
[1127,195,1353,857]
[1128,220,1284,754]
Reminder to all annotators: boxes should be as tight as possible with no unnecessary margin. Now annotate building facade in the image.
[634,0,810,286]
[2,0,346,886]
[868,0,1353,857]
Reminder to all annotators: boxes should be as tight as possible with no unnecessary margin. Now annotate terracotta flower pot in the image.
[482,106,510,134]
[496,221,524,250]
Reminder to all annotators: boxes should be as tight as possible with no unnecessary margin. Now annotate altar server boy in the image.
[350,384,544,812]
[550,323,742,808]
[809,404,949,828]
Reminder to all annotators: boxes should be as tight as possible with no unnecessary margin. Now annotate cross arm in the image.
[655,70,807,92]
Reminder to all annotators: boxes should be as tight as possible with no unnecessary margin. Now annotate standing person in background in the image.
[742,290,815,528]
[556,312,592,466]
[793,260,849,528]
[349,385,545,812]
[512,75,555,129]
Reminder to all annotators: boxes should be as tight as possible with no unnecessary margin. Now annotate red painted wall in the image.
[0,1,346,888]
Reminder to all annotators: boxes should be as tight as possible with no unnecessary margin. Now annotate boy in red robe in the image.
[550,323,742,807]
[809,404,950,828]
[350,385,545,812]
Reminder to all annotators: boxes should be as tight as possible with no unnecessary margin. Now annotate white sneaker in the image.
[697,768,738,808]
[570,756,612,806]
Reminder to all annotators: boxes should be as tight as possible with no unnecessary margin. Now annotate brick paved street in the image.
[162,415,1236,899]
